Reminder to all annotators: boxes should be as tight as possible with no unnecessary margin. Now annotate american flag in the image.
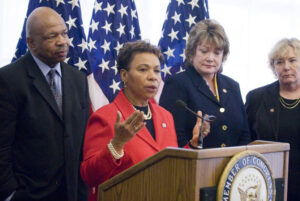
[87,0,141,111]
[12,0,90,74]
[158,0,209,81]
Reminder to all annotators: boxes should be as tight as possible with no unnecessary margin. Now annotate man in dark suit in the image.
[0,7,89,201]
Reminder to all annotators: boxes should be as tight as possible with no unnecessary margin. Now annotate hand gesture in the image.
[190,111,211,148]
[111,110,145,154]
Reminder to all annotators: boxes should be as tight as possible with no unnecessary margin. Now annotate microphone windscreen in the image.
[176,99,186,108]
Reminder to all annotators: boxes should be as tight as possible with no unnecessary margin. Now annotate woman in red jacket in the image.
[80,40,210,201]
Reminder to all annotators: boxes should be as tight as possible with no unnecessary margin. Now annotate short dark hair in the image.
[117,40,164,73]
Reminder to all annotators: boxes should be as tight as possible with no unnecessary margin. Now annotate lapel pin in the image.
[162,123,166,128]
[270,108,275,113]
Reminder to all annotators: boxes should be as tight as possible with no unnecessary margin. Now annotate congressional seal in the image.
[217,150,275,201]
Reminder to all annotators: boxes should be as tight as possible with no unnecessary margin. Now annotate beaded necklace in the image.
[132,104,152,120]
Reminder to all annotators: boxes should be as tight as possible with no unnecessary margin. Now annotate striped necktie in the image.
[48,69,62,113]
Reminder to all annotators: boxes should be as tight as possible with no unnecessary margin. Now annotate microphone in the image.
[176,99,216,149]
[176,100,216,122]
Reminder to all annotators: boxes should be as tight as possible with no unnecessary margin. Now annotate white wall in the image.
[1,0,300,99]
[209,0,300,98]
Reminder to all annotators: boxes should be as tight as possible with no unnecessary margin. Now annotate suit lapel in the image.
[150,103,170,148]
[26,52,63,121]
[217,74,232,106]
[187,67,221,106]
[61,63,72,123]
[262,82,280,139]
[114,91,160,151]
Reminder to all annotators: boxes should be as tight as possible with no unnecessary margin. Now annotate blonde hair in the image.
[269,38,300,75]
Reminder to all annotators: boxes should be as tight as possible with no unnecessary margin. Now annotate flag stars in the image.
[68,0,79,10]
[204,1,209,15]
[104,2,115,17]
[89,19,99,34]
[13,48,18,59]
[131,9,137,19]
[188,0,199,10]
[102,21,112,35]
[161,64,172,78]
[171,11,181,25]
[164,47,175,59]
[15,0,91,80]
[180,49,186,61]
[130,26,135,38]
[185,14,196,27]
[74,58,87,71]
[55,0,65,7]
[68,37,74,47]
[177,67,186,74]
[160,29,165,38]
[111,61,118,75]
[109,79,121,94]
[114,42,123,54]
[77,38,88,53]
[64,57,70,63]
[66,15,77,30]
[176,0,185,6]
[101,40,111,54]
[116,23,126,37]
[168,28,179,42]
[118,4,128,18]
[88,38,97,51]
[183,32,189,42]
[98,59,110,73]
[94,1,103,14]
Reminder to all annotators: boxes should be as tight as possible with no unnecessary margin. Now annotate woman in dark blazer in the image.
[246,38,300,200]
[160,19,250,148]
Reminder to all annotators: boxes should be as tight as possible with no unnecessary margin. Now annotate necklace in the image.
[213,74,220,102]
[132,104,152,120]
[279,96,300,109]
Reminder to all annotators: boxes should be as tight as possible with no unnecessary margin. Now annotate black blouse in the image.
[278,97,300,198]
[134,105,155,140]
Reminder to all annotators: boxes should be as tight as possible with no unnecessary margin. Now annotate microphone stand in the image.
[197,115,216,149]
[175,99,216,149]
[197,117,205,149]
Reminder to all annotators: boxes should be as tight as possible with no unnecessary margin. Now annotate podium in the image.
[97,140,289,201]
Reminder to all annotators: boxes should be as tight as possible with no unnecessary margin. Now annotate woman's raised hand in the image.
[190,111,211,148]
[111,111,145,154]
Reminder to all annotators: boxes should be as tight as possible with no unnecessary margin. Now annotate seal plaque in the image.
[217,150,275,201]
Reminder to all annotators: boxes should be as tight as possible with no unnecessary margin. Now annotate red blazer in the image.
[80,90,178,201]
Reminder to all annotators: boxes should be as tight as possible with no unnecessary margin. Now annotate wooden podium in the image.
[97,140,289,201]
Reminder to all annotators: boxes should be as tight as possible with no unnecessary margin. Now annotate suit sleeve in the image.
[77,76,90,201]
[245,91,259,141]
[80,110,135,188]
[159,76,191,147]
[235,84,252,145]
[0,73,19,200]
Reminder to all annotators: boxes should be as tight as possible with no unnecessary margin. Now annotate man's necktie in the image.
[48,70,62,113]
